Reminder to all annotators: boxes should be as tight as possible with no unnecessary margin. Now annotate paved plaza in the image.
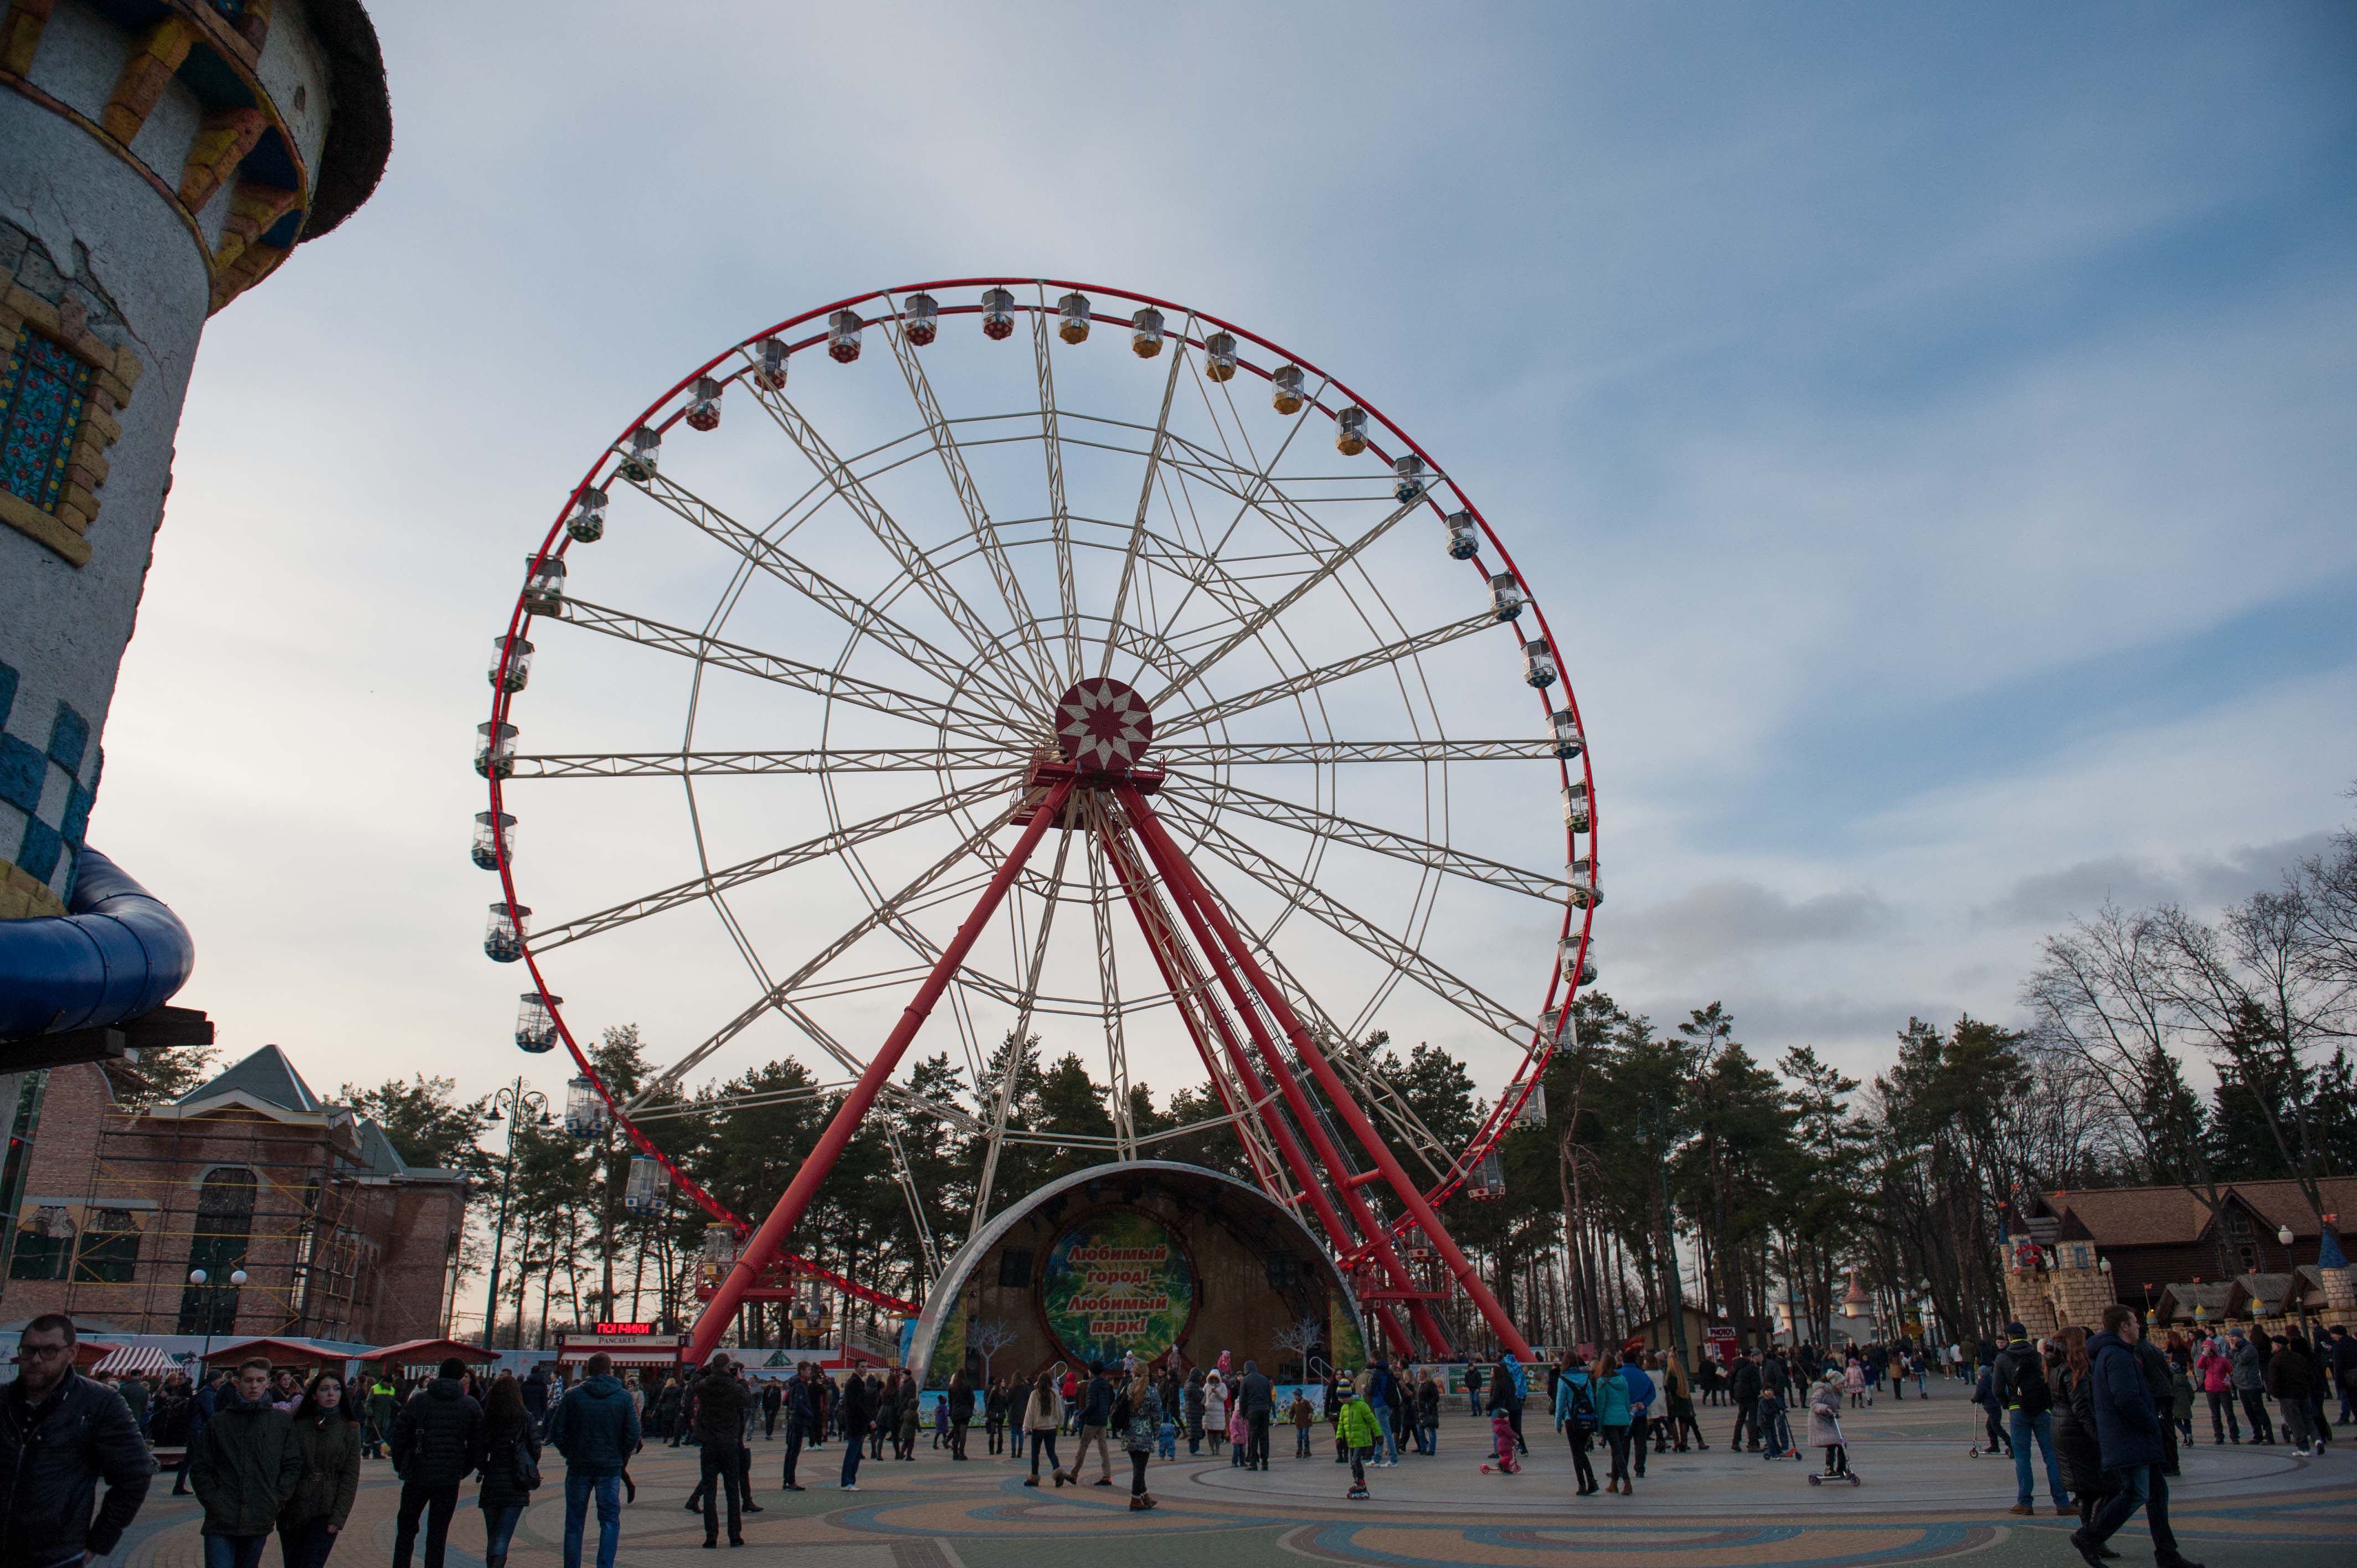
[106,1383,2349,1568]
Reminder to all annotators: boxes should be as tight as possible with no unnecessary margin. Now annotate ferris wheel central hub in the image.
[1053,677,1154,772]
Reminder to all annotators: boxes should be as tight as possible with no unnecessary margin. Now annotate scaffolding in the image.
[54,1102,382,1341]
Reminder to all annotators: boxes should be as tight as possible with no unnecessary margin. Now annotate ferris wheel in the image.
[475,278,1599,1360]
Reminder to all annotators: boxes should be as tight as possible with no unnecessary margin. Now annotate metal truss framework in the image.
[483,277,1599,1355]
[689,766,1534,1366]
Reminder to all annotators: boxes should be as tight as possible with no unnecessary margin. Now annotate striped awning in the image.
[92,1345,177,1376]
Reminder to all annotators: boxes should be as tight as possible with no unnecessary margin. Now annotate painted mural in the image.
[1041,1208,1194,1365]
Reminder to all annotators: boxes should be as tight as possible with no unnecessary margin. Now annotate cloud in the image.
[1975,831,2334,927]
[1615,879,1895,966]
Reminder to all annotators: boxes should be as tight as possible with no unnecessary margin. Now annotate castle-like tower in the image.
[0,1,388,1042]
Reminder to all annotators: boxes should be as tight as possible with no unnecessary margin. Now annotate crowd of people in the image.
[7,1309,2353,1566]
[1969,1314,2351,1568]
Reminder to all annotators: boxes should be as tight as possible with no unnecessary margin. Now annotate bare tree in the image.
[2152,890,2355,1236]
[968,1317,1018,1383]
[2023,904,2237,1272]
[1270,1316,1323,1383]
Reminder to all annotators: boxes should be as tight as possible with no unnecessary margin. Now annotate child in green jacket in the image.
[1336,1378,1380,1500]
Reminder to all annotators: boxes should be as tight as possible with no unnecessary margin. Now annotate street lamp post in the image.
[482,1077,551,1349]
[2276,1223,2309,1335]
[186,1267,248,1365]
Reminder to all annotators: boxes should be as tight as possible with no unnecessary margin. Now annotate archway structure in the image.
[907,1160,1367,1385]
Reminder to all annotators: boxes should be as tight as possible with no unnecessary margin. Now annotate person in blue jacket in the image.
[2077,1306,2204,1568]
[1551,1355,1601,1495]
[1500,1353,1530,1455]
[1594,1351,1635,1494]
[1620,1355,1657,1477]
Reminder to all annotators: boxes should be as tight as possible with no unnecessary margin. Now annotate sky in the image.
[92,2,2357,1144]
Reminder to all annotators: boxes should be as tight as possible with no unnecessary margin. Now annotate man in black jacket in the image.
[1072,1364,1116,1486]
[1729,1351,1764,1451]
[522,1368,552,1435]
[1238,1361,1274,1472]
[190,1356,302,1568]
[760,1377,783,1440]
[684,1356,754,1547]
[781,1363,820,1492]
[0,1314,154,1568]
[392,1358,486,1568]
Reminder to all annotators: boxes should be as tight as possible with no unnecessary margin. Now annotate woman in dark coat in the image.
[2050,1329,2106,1529]
[476,1373,543,1568]
[276,1371,362,1568]
[946,1371,976,1461]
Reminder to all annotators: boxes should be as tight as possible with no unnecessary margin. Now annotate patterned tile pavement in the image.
[106,1384,2353,1567]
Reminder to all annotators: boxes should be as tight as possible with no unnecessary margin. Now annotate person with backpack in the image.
[544,1351,638,1568]
[2079,1306,2205,1568]
[1552,1352,1601,1497]
[1992,1323,2070,1517]
[475,1373,542,1568]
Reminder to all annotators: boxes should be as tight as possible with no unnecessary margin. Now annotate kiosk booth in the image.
[556,1324,685,1380]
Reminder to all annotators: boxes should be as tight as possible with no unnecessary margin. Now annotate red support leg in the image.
[1118,785,1532,1363]
[1096,808,1286,1198]
[1113,790,1453,1358]
[686,778,1075,1364]
[1096,809,1424,1353]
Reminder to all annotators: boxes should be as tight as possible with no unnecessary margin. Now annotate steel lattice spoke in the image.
[1159,793,1537,1046]
[1031,292,1082,683]
[969,828,1077,1235]
[1149,739,1553,766]
[622,463,1038,728]
[555,598,1025,747]
[508,749,1027,780]
[629,806,1015,1107]
[533,775,1015,950]
[1085,823,1136,1157]
[1100,314,1196,679]
[1165,772,1566,902]
[745,383,1051,722]
[876,306,1066,698]
[1156,611,1499,737]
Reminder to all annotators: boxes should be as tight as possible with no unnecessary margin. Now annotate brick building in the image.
[2001,1178,2357,1338]
[1,1046,468,1344]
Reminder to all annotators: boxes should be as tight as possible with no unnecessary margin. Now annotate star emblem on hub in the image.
[1056,678,1154,772]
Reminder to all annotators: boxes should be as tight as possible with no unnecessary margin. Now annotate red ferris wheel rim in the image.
[482,276,1598,1290]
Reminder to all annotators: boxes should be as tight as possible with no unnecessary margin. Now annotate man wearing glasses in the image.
[0,1313,156,1566]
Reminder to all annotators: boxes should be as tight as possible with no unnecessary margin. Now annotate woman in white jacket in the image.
[1202,1372,1229,1455]
[1024,1373,1067,1487]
